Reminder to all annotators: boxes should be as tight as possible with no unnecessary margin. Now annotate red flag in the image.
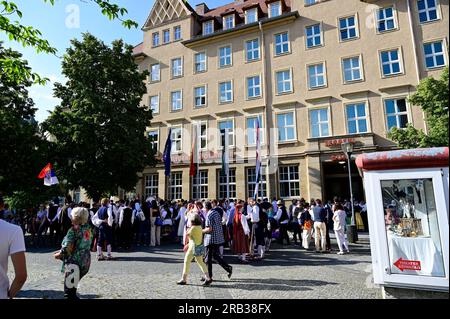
[189,125,197,177]
[38,163,52,179]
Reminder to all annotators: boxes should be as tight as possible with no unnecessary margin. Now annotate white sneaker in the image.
[337,251,345,255]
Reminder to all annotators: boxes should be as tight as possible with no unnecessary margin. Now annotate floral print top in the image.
[60,224,93,277]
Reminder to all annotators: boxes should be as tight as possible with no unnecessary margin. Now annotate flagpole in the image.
[225,128,230,201]
[196,124,200,200]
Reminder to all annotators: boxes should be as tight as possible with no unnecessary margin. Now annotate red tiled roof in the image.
[202,0,290,18]
[132,42,145,56]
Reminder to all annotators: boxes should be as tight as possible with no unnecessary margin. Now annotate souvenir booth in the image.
[356,147,449,298]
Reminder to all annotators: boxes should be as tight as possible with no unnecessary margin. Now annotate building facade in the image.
[133,0,449,203]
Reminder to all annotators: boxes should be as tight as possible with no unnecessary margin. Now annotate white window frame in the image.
[218,118,235,148]
[245,8,258,24]
[423,40,447,70]
[223,14,235,30]
[170,125,183,153]
[274,32,290,56]
[163,29,170,44]
[196,121,208,151]
[279,165,301,199]
[144,174,159,198]
[203,20,214,35]
[305,23,323,49]
[376,6,398,33]
[246,75,262,99]
[275,69,293,95]
[192,170,208,200]
[245,38,260,62]
[246,114,264,146]
[247,166,267,199]
[338,14,359,42]
[169,172,183,200]
[148,129,159,153]
[170,90,183,111]
[194,85,207,108]
[218,168,237,199]
[276,110,297,142]
[379,47,404,77]
[174,25,181,41]
[307,62,327,89]
[194,51,207,73]
[342,55,364,83]
[309,107,331,138]
[417,0,440,24]
[171,57,183,78]
[150,63,160,82]
[345,102,369,135]
[218,45,232,68]
[383,97,410,132]
[269,1,282,18]
[219,80,233,104]
[152,32,160,47]
[149,94,160,114]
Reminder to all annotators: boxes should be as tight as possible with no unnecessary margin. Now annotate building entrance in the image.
[322,160,364,203]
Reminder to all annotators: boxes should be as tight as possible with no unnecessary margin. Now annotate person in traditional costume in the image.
[232,204,250,262]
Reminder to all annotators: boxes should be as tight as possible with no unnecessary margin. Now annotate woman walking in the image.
[54,207,93,299]
[232,204,250,262]
[300,204,313,250]
[177,214,210,285]
[333,203,350,255]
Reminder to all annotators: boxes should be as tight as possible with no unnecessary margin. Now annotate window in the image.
[198,122,208,150]
[417,0,439,23]
[380,49,402,76]
[247,167,267,199]
[277,112,296,142]
[171,127,182,153]
[219,81,233,103]
[145,174,159,198]
[246,39,260,61]
[247,115,264,145]
[194,52,206,73]
[247,75,261,99]
[339,16,358,41]
[342,56,362,82]
[246,8,258,24]
[424,41,446,69]
[149,95,159,113]
[385,98,408,130]
[194,85,207,107]
[306,24,322,48]
[171,58,183,77]
[269,1,282,18]
[148,130,159,152]
[308,63,326,88]
[171,90,182,111]
[346,103,368,134]
[219,120,234,147]
[192,170,208,200]
[305,0,317,5]
[279,166,300,198]
[310,108,330,138]
[169,172,182,200]
[223,15,235,30]
[150,63,160,82]
[276,69,293,94]
[219,46,232,68]
[174,26,181,41]
[152,32,160,46]
[163,29,170,44]
[218,168,236,199]
[377,7,396,32]
[203,20,214,35]
[274,32,290,55]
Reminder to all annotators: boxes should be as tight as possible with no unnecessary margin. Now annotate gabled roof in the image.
[143,0,195,30]
[132,42,146,58]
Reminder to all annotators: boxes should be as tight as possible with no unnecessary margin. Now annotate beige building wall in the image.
[134,0,449,203]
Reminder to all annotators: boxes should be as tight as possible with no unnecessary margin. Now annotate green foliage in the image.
[42,33,154,200]
[389,66,449,149]
[0,0,138,85]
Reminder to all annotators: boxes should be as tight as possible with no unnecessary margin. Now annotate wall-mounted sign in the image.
[325,138,356,147]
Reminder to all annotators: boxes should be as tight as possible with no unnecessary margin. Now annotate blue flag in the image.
[163,128,172,176]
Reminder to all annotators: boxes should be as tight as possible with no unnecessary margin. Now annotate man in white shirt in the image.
[246,198,265,258]
[0,219,27,299]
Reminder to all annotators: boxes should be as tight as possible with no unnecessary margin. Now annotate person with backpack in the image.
[275,200,290,246]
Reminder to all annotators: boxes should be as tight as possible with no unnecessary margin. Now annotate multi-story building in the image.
[132,0,448,203]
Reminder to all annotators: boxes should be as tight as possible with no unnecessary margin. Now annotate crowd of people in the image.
[0,194,368,299]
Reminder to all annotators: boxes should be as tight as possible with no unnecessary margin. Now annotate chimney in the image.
[195,3,209,15]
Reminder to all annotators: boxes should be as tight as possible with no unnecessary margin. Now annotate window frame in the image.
[202,20,214,35]
[218,44,233,69]
[217,168,237,199]
[223,14,235,30]
[275,68,294,95]
[379,47,404,78]
[194,51,207,74]
[192,170,208,200]
[218,80,234,104]
[423,39,447,70]
[173,25,182,41]
[147,128,160,153]
[169,171,183,200]
[338,14,359,42]
[163,29,170,44]
[341,54,364,84]
[246,166,267,199]
[276,110,297,143]
[144,174,159,198]
[194,84,207,108]
[274,31,291,57]
[218,118,235,149]
[149,63,161,83]
[417,0,441,24]
[246,74,263,100]
[245,7,258,24]
[307,61,327,90]
[170,90,183,112]
[305,22,323,49]
[278,165,301,199]
[149,94,160,114]
[245,38,261,62]
[308,106,331,138]
[344,101,370,135]
[375,5,399,34]
[246,114,265,146]
[383,96,411,132]
[268,1,282,18]
[170,125,183,154]
[171,57,183,78]
[152,32,160,47]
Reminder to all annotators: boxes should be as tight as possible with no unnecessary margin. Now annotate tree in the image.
[0,43,60,201]
[0,0,138,85]
[389,66,449,149]
[42,33,154,201]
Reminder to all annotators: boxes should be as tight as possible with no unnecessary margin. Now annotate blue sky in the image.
[1,0,228,122]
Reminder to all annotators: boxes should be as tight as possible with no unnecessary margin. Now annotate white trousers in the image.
[150,217,161,246]
[334,229,349,252]
[314,222,327,251]
[302,229,312,249]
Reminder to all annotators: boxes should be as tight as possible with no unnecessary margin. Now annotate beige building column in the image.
[300,157,309,199]
[306,155,323,201]
[235,165,246,200]
[158,170,167,199]
[208,166,218,200]
[181,167,190,200]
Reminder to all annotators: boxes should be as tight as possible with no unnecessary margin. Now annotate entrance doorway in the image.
[322,160,364,202]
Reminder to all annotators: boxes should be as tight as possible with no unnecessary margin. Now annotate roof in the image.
[202,0,290,19]
[132,42,146,57]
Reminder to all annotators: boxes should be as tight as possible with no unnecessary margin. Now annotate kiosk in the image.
[356,147,449,298]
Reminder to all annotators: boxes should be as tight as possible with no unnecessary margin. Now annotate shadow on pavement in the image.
[16,289,99,299]
[209,278,336,291]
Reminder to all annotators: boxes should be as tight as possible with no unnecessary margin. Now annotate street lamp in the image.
[341,141,358,243]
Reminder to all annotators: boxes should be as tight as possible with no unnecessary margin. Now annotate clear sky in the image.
[1,0,228,122]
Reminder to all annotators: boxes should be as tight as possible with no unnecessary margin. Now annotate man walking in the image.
[202,201,232,286]
[313,199,328,253]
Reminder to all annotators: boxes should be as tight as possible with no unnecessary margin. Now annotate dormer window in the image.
[269,1,282,18]
[203,20,214,35]
[223,15,235,30]
[245,8,258,24]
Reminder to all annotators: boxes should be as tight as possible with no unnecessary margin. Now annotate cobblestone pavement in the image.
[9,234,381,299]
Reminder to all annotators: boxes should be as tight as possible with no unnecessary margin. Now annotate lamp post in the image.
[341,142,358,243]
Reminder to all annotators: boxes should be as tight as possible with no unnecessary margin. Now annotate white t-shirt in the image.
[0,220,26,299]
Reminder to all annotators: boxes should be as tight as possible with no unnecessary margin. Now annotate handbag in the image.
[155,216,163,226]
[194,243,204,257]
